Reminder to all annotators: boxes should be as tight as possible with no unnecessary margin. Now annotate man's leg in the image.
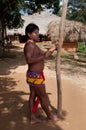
[34,86,59,121]
[34,86,52,119]
[29,85,36,114]
[29,85,41,124]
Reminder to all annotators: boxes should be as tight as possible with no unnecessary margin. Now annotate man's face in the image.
[28,29,39,42]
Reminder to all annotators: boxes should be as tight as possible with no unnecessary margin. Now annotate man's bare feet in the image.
[30,119,41,124]
[48,115,59,122]
[30,116,41,124]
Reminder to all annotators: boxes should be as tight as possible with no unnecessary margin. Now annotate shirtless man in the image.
[24,23,58,124]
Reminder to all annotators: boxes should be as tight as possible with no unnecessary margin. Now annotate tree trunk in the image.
[4,26,7,38]
[56,0,68,117]
[0,18,6,52]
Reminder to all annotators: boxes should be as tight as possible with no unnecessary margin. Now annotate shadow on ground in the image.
[0,46,26,75]
[0,77,64,130]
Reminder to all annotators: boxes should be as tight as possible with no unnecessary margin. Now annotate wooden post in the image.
[56,0,68,117]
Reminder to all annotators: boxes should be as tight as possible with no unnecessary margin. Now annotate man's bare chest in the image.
[33,46,41,56]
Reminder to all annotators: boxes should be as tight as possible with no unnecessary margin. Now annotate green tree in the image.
[67,0,86,23]
[0,0,27,42]
[25,0,60,14]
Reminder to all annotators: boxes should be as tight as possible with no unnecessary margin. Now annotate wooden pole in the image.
[56,0,68,117]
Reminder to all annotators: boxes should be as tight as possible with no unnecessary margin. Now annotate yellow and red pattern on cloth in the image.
[26,71,45,87]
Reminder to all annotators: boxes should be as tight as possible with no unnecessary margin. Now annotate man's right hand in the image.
[44,44,58,58]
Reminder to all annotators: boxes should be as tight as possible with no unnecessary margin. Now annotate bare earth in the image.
[0,42,86,130]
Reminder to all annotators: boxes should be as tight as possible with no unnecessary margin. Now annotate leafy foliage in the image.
[0,0,27,29]
[25,0,60,14]
[0,0,60,29]
[0,0,60,41]
[67,0,86,23]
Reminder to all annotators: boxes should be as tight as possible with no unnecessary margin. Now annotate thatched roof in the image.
[7,11,86,43]
[47,20,86,43]
[7,11,60,35]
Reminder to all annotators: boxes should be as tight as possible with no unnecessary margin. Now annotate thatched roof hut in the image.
[47,20,86,43]
[7,11,86,43]
[7,11,59,35]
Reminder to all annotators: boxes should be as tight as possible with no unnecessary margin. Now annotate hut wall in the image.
[62,42,78,52]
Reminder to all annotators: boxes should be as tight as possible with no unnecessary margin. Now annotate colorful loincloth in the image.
[26,71,45,87]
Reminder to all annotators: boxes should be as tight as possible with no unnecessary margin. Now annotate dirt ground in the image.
[0,42,86,130]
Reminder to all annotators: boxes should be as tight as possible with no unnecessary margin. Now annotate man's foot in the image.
[30,119,41,124]
[30,117,41,124]
[48,115,59,122]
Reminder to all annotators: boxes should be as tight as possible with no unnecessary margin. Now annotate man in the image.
[24,23,58,124]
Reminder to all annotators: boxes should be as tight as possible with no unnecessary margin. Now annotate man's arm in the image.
[44,44,58,58]
[24,43,45,64]
[24,43,58,64]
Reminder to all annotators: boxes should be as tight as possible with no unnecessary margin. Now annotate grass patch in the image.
[61,52,73,59]
[61,51,86,64]
[11,45,20,49]
[78,42,86,52]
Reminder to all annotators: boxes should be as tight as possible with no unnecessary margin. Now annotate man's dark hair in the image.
[25,23,39,36]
